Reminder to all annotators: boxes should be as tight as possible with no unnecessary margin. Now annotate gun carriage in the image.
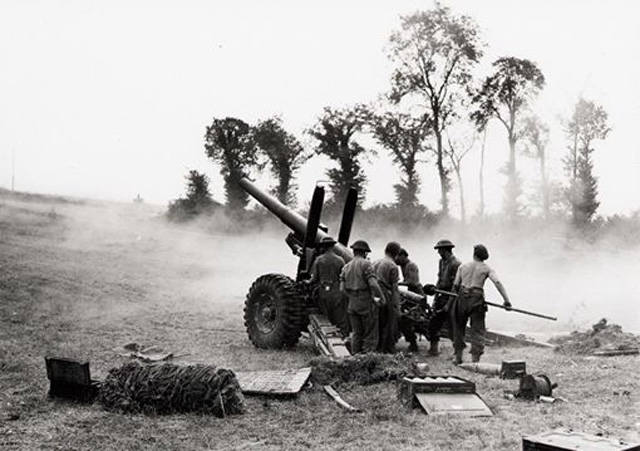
[239,178,433,355]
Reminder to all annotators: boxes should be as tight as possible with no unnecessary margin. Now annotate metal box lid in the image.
[415,392,493,417]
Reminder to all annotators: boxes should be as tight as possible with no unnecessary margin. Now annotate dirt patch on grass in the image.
[550,318,640,353]
[309,353,424,387]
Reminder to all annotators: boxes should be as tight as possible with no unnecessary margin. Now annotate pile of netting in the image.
[98,362,244,417]
[309,353,424,387]
[550,318,640,354]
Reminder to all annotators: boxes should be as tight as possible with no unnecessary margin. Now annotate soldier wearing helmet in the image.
[450,244,512,364]
[340,240,386,354]
[310,236,348,335]
[423,239,461,356]
[373,241,402,353]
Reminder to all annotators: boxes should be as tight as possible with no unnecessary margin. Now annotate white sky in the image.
[1,0,639,216]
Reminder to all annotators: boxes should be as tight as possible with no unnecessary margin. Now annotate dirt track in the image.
[1,195,639,450]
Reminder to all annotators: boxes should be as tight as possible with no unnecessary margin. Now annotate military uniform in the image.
[373,256,400,353]
[341,256,380,354]
[428,253,461,344]
[451,260,499,359]
[310,251,349,335]
[401,260,424,296]
[398,258,424,351]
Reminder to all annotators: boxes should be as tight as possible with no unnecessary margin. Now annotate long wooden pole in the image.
[432,288,557,321]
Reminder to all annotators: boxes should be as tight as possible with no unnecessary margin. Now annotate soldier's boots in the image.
[407,341,419,353]
[453,350,463,365]
[427,341,440,356]
[471,354,481,363]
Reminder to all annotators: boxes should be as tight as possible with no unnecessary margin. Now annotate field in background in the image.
[1,192,639,450]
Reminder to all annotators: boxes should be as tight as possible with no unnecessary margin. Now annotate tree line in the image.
[169,3,611,230]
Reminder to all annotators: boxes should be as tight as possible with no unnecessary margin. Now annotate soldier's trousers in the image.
[349,308,379,354]
[399,315,417,345]
[378,298,399,353]
[451,288,487,357]
[319,288,350,336]
[427,296,453,343]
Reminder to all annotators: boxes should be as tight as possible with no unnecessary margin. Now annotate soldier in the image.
[395,248,424,296]
[451,244,512,364]
[340,240,385,354]
[424,239,461,357]
[395,248,424,353]
[310,236,349,335]
[373,242,402,354]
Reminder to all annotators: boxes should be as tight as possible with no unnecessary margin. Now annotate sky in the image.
[1,0,639,216]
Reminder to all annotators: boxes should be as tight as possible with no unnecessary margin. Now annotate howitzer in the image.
[239,177,358,351]
[239,178,429,354]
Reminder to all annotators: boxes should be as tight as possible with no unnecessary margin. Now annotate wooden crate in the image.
[399,376,492,417]
[523,431,640,450]
[45,357,99,401]
[501,360,526,379]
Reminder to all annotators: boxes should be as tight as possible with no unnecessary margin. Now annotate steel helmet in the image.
[350,240,371,253]
[318,236,337,247]
[434,239,455,249]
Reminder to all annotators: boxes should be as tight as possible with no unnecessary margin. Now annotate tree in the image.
[366,111,430,208]
[388,4,483,216]
[477,127,487,218]
[307,105,369,208]
[167,170,219,221]
[563,98,610,226]
[253,117,310,206]
[471,57,545,219]
[185,170,215,209]
[444,125,476,223]
[521,116,551,219]
[204,117,258,211]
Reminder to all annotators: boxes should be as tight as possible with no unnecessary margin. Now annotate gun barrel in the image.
[239,178,354,262]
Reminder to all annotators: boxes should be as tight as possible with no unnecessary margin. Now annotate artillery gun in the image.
[239,178,431,355]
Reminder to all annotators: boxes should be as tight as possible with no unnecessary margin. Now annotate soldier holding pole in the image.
[451,244,512,364]
[424,239,461,357]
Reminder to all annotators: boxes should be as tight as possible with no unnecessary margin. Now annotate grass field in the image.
[1,192,639,450]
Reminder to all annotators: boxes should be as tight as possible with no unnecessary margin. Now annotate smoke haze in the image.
[46,198,640,339]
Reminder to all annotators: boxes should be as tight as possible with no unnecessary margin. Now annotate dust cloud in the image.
[347,219,640,336]
[51,199,640,339]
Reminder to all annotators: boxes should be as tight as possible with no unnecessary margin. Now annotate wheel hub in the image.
[255,293,278,334]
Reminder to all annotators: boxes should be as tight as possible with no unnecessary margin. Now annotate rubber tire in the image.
[244,274,306,349]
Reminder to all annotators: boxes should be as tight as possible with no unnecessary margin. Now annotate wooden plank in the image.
[234,367,311,396]
[308,313,350,358]
[592,348,639,357]
[483,330,555,349]
[323,385,360,412]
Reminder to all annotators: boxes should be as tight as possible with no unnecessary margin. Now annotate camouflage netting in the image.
[550,318,640,354]
[309,353,425,387]
[98,362,244,417]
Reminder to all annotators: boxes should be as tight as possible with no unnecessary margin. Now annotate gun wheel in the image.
[244,274,306,349]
